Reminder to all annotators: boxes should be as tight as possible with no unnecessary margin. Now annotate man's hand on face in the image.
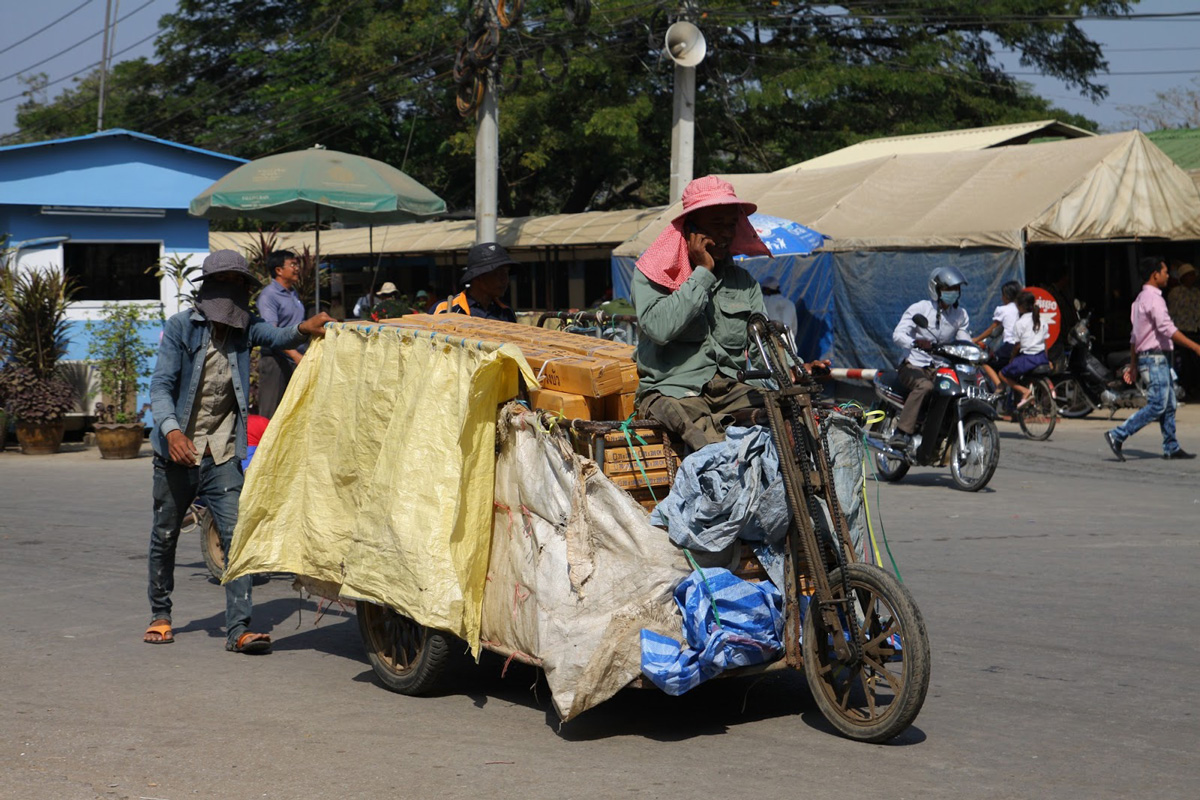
[298,312,336,337]
[686,228,717,271]
[166,429,199,466]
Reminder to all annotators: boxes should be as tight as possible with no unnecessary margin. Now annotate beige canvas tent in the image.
[612,131,1200,367]
[615,130,1200,257]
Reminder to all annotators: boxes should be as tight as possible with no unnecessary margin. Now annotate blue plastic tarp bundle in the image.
[639,567,784,696]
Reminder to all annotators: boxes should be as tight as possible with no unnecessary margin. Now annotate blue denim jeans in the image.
[1110,353,1179,454]
[149,454,253,646]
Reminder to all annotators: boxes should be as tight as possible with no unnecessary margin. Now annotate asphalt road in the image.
[2,406,1198,800]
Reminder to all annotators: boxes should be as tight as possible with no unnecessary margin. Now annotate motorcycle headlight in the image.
[940,343,987,364]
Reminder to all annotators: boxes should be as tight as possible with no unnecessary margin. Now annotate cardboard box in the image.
[608,469,672,490]
[603,443,670,462]
[602,392,638,422]
[529,389,602,421]
[603,428,662,446]
[602,458,671,475]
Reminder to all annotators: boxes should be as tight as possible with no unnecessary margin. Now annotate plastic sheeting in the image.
[224,322,538,654]
[611,252,835,360]
[832,248,1024,370]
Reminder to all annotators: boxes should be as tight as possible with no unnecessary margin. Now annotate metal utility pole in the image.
[97,0,115,131]
[475,2,499,244]
[664,20,706,205]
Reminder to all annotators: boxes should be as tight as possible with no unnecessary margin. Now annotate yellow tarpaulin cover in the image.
[224,322,538,654]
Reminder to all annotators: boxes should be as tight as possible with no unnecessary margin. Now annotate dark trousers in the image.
[897,363,936,435]
[638,374,764,452]
[257,352,295,419]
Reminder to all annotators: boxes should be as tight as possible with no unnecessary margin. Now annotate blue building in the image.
[0,129,244,426]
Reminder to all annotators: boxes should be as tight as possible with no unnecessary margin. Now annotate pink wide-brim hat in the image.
[636,175,769,292]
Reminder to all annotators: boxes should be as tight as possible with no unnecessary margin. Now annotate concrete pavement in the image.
[1,406,1198,799]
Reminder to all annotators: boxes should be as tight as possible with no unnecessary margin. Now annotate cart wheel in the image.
[949,414,999,491]
[194,507,225,580]
[1018,377,1057,440]
[802,563,930,743]
[870,410,910,483]
[357,601,455,695]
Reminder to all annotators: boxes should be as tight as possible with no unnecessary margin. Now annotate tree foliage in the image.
[6,1,1135,215]
[1118,77,1200,130]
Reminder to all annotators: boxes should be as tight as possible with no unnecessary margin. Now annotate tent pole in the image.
[314,207,321,312]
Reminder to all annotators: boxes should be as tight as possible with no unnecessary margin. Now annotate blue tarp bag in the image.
[640,568,785,696]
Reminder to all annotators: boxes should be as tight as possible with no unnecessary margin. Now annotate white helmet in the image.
[928,266,967,303]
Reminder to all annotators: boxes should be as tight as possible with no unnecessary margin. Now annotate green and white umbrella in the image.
[190,145,447,308]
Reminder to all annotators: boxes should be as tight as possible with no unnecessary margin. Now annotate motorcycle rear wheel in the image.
[1018,377,1057,440]
[949,414,999,491]
[870,410,910,482]
[802,563,931,743]
[1054,376,1093,418]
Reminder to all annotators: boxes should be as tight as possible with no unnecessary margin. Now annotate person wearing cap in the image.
[433,242,518,322]
[369,281,409,321]
[1168,262,1200,393]
[760,275,798,335]
[413,288,432,314]
[257,249,306,419]
[632,175,828,452]
[144,250,334,653]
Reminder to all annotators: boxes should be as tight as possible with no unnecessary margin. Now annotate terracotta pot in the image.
[94,423,146,459]
[15,420,66,455]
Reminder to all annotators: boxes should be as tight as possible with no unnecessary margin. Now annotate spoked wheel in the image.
[949,413,999,491]
[869,410,910,483]
[357,601,455,695]
[1017,377,1057,440]
[199,509,225,580]
[802,563,930,743]
[1054,376,1093,418]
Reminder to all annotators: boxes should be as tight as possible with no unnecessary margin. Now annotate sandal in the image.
[1016,393,1034,409]
[144,619,174,645]
[228,631,271,654]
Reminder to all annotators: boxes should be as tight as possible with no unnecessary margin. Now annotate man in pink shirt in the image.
[1105,257,1200,461]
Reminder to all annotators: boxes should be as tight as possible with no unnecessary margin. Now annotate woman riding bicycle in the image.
[999,291,1050,408]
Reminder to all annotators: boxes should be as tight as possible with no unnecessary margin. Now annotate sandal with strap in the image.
[144,619,174,645]
[228,631,271,654]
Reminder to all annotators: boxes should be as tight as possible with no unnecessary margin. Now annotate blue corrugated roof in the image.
[0,128,246,164]
[0,128,246,210]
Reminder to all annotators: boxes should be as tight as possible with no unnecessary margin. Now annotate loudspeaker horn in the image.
[664,21,707,68]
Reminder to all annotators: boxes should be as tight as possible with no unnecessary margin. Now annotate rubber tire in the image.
[198,508,226,580]
[870,410,910,483]
[802,563,931,743]
[1054,376,1093,418]
[949,414,999,491]
[357,602,455,696]
[1018,377,1057,441]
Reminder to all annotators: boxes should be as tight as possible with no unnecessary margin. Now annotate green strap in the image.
[683,549,722,628]
[619,413,658,503]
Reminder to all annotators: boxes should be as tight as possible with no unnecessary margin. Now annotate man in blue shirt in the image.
[144,250,333,653]
[257,250,307,418]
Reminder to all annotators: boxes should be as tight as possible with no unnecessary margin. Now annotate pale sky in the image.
[1,0,1199,141]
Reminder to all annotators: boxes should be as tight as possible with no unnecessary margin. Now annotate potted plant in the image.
[85,302,160,459]
[0,266,79,454]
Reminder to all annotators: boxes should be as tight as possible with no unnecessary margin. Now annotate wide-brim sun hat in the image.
[377,281,399,296]
[196,249,263,286]
[670,174,758,224]
[462,241,518,284]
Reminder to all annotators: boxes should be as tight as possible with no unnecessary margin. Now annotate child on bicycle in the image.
[1000,291,1050,408]
[973,280,1022,392]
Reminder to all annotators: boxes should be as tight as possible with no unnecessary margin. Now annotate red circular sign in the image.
[1026,287,1061,349]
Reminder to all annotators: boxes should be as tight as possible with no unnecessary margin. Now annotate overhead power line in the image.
[0,27,157,104]
[0,0,95,57]
[0,0,157,84]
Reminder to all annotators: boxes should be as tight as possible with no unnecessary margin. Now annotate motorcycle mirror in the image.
[913,314,929,328]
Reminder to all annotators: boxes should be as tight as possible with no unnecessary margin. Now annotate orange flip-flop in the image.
[229,631,271,654]
[144,619,174,644]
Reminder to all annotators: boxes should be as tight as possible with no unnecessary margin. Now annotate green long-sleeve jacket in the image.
[632,260,767,400]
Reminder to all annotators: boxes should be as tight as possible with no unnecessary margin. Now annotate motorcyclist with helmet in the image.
[888,266,973,451]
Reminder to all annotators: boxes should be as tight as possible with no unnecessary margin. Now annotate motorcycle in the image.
[1053,312,1181,419]
[866,315,1000,491]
